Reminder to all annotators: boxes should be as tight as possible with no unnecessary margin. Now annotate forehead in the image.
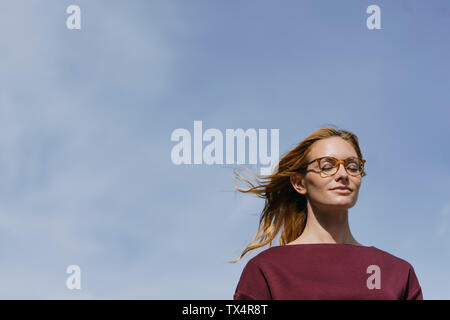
[308,137,358,160]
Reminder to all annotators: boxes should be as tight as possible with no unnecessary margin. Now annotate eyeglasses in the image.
[304,156,366,177]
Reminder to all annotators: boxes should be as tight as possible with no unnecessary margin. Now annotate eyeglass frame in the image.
[302,156,366,177]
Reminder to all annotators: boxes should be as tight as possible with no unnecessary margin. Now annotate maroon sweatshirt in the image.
[234,243,423,300]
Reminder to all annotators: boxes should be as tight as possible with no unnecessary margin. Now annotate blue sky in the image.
[0,0,449,299]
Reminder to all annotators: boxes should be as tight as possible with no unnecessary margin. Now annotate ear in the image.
[290,173,306,195]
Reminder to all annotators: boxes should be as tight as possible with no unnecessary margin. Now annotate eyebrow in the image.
[315,156,358,164]
[319,156,358,159]
[306,156,360,165]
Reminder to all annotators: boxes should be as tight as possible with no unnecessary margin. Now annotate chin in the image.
[330,199,354,208]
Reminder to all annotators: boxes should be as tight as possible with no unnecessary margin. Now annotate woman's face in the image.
[291,137,363,211]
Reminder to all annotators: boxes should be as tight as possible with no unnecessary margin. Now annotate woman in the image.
[231,126,423,300]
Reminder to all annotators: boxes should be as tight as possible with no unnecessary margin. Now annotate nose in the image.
[335,163,349,179]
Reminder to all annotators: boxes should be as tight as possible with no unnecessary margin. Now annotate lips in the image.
[331,186,352,191]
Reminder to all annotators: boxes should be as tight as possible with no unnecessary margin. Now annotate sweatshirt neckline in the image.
[282,243,374,248]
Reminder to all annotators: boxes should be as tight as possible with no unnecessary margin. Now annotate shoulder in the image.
[244,245,290,266]
[241,245,308,272]
[370,247,423,299]
[369,246,416,269]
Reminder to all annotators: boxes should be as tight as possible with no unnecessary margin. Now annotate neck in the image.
[294,201,359,245]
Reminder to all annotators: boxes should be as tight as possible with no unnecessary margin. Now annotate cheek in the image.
[306,179,330,197]
[351,181,362,193]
